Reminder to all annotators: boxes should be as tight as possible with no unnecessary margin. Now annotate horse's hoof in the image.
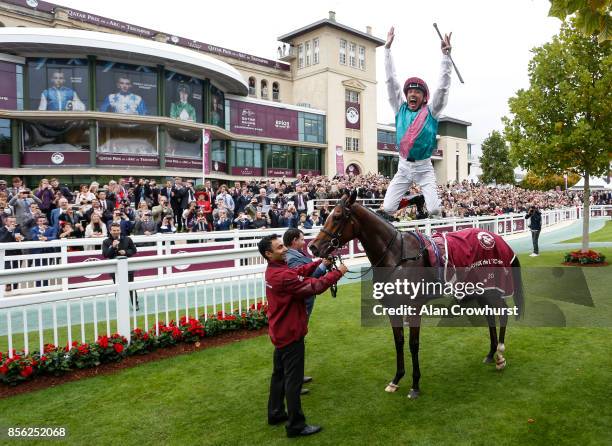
[495,358,507,370]
[408,389,420,399]
[385,383,399,393]
[483,355,494,364]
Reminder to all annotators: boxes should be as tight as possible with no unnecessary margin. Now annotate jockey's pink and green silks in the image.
[395,104,438,160]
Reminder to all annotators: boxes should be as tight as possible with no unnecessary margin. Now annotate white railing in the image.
[0,248,267,358]
[0,205,610,357]
[2,206,610,298]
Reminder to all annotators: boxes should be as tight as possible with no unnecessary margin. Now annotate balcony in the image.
[279,46,296,62]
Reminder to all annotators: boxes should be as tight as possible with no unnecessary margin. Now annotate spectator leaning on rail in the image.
[102,222,139,310]
[258,233,346,438]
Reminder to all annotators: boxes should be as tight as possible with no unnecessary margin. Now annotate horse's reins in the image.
[321,203,427,281]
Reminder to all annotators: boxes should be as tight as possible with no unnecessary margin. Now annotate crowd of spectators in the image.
[0,174,610,243]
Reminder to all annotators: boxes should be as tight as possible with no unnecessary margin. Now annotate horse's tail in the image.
[511,256,525,320]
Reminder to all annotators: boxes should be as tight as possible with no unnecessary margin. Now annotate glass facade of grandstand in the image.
[0,56,325,184]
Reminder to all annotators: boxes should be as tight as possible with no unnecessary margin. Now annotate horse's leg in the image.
[385,318,405,392]
[407,318,421,399]
[495,298,508,370]
[478,294,498,364]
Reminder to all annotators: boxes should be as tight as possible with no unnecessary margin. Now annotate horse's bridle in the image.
[319,201,354,252]
[319,201,428,281]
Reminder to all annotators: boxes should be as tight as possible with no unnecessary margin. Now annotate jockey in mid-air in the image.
[379,26,453,220]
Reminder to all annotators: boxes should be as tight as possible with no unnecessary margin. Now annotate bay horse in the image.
[309,190,524,399]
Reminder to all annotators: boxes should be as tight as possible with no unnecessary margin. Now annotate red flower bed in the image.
[0,306,269,387]
[564,249,607,265]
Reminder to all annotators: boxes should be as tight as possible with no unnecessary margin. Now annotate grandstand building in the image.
[0,1,472,186]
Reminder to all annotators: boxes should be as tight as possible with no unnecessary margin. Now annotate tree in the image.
[479,131,515,185]
[504,20,611,251]
[520,171,581,191]
[548,0,612,43]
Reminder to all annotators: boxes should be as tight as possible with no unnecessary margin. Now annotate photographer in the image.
[234,212,253,230]
[9,188,42,227]
[152,196,174,225]
[107,209,133,237]
[134,211,157,236]
[158,215,177,234]
[191,211,208,233]
[525,205,542,257]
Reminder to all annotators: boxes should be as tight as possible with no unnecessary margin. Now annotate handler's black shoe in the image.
[268,414,288,425]
[303,376,312,384]
[300,388,310,395]
[287,425,322,438]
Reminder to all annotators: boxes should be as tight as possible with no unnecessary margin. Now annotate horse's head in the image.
[309,189,360,258]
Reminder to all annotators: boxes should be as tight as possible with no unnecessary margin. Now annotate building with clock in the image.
[0,1,473,187]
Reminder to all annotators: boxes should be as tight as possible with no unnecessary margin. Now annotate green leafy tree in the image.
[504,21,611,251]
[479,131,515,185]
[548,0,612,43]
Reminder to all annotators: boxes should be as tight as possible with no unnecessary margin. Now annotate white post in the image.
[164,239,172,276]
[116,256,131,343]
[233,230,240,268]
[60,239,69,291]
[156,237,164,277]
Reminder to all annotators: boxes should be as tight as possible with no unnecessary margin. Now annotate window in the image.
[98,121,158,156]
[268,145,294,169]
[248,77,256,96]
[297,147,320,171]
[165,126,201,159]
[22,119,90,152]
[339,39,347,65]
[345,137,360,152]
[232,141,262,167]
[298,112,325,143]
[313,38,320,64]
[211,140,226,163]
[0,119,11,155]
[298,44,304,69]
[261,79,268,99]
[345,90,360,103]
[349,42,356,68]
[305,41,311,66]
[359,46,366,70]
[272,82,280,101]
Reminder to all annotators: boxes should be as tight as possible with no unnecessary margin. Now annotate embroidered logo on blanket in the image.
[477,231,496,250]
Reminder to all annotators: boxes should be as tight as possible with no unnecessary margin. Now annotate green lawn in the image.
[561,220,612,243]
[1,253,611,446]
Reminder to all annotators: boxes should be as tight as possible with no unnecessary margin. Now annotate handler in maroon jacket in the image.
[258,233,347,438]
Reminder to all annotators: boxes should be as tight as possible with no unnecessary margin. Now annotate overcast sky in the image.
[55,0,563,154]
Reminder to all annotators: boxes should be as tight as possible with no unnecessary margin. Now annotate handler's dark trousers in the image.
[531,230,541,254]
[268,338,306,434]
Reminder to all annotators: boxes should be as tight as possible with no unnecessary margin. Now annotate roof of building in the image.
[0,27,248,95]
[278,18,385,46]
[377,115,472,130]
[438,115,472,126]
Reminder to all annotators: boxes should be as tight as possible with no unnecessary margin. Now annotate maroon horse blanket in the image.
[426,228,516,298]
